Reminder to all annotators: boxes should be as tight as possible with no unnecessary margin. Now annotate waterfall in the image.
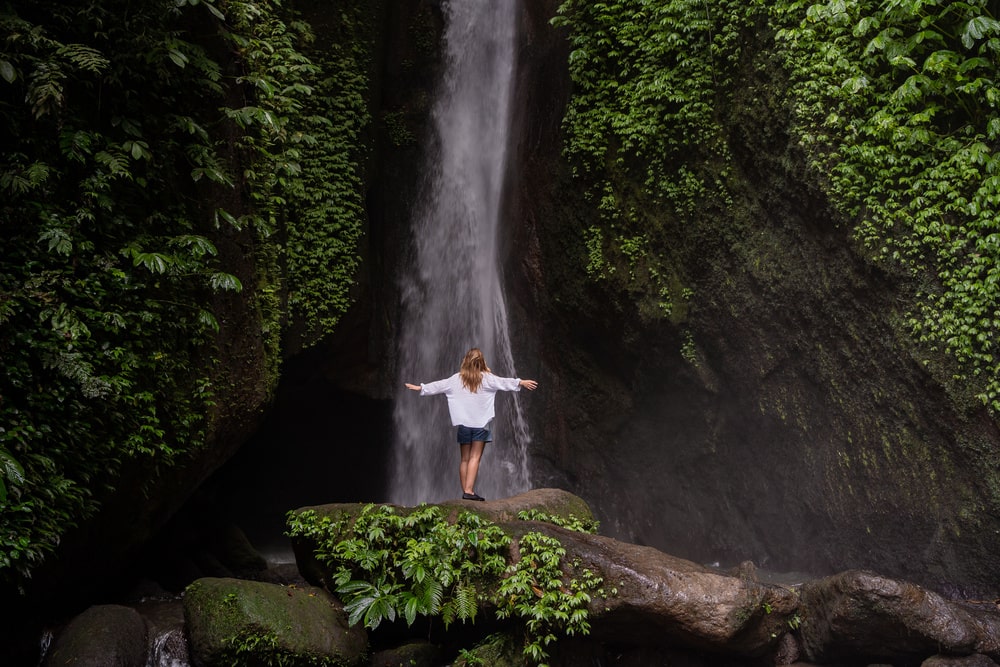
[390,0,530,505]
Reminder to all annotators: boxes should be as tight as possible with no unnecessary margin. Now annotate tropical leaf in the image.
[132,252,173,274]
[0,450,26,487]
[0,60,16,83]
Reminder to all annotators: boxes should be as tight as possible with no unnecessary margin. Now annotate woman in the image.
[405,347,538,501]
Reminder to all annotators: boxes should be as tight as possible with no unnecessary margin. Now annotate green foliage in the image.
[496,534,603,666]
[0,447,25,503]
[288,504,511,630]
[557,0,1000,410]
[773,0,1000,409]
[287,505,608,666]
[552,0,761,320]
[515,509,600,534]
[278,2,373,345]
[0,0,371,591]
[455,632,520,667]
[0,0,231,590]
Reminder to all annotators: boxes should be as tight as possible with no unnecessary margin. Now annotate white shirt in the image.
[419,372,521,427]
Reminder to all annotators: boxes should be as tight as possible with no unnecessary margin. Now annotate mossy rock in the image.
[437,487,596,525]
[183,577,366,666]
[290,488,593,527]
[44,604,147,667]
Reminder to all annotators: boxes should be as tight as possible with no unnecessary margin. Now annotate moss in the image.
[183,578,367,667]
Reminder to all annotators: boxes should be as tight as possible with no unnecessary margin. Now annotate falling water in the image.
[390,0,530,505]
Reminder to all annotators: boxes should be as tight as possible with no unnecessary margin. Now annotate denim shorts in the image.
[456,423,492,444]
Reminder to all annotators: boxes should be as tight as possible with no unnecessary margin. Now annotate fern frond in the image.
[56,43,109,73]
[455,582,478,621]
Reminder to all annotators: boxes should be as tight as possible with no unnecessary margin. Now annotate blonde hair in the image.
[460,347,488,393]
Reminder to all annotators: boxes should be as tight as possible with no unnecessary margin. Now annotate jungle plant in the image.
[287,504,608,667]
[0,447,25,503]
[496,532,603,665]
[288,504,512,629]
[0,0,370,593]
[221,0,372,346]
[515,509,600,534]
[0,0,238,591]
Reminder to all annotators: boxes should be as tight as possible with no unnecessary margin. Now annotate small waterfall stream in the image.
[390,0,531,505]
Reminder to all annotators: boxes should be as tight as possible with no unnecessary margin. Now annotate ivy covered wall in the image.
[511,0,1000,596]
[0,0,380,597]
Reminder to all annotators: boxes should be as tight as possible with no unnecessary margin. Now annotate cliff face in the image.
[24,0,1000,622]
[505,2,1000,596]
[244,0,1000,597]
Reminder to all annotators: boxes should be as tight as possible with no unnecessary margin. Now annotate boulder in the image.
[290,491,795,658]
[286,493,1000,664]
[517,522,799,657]
[44,604,147,667]
[437,487,597,523]
[798,570,1000,664]
[289,488,595,588]
[183,577,366,667]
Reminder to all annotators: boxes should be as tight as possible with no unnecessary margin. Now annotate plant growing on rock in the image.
[288,504,513,629]
[515,509,600,533]
[773,0,1000,410]
[551,0,758,320]
[287,504,608,666]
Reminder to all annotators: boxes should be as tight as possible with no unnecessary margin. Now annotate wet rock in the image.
[134,599,189,667]
[44,604,147,667]
[291,491,794,658]
[438,487,596,523]
[798,570,1000,664]
[183,577,366,667]
[520,523,798,657]
[774,631,802,665]
[285,493,1000,664]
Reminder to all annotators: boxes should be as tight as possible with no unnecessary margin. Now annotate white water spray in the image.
[390,0,530,505]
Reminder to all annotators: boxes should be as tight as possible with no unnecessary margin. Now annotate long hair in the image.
[460,347,489,393]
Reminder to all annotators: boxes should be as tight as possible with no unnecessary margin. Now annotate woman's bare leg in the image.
[459,443,472,491]
[460,441,486,494]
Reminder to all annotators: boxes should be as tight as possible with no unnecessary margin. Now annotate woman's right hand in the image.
[405,383,421,391]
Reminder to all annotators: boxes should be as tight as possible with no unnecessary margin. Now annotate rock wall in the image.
[505,2,1000,597]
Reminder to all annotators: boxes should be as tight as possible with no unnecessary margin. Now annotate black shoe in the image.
[462,492,485,501]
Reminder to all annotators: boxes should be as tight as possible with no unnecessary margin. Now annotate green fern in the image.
[55,44,109,74]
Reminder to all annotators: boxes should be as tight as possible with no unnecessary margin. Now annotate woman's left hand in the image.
[520,379,538,390]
